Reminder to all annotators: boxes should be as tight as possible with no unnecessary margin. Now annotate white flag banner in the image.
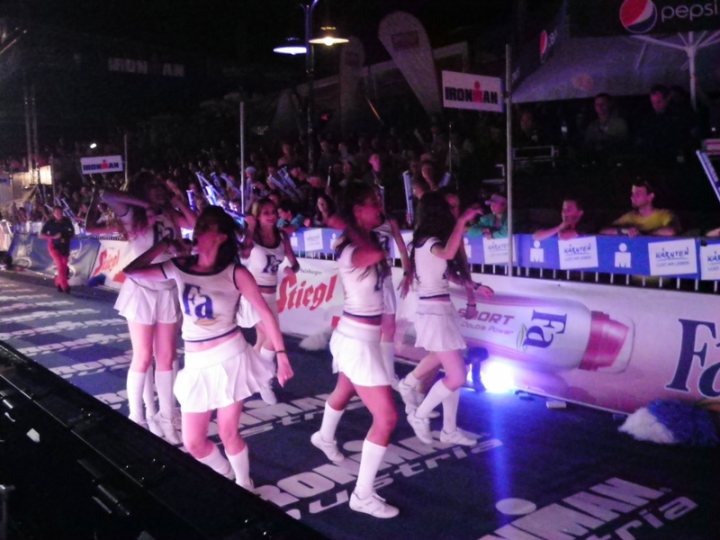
[442,70,504,113]
[80,155,123,174]
[378,11,441,116]
[339,36,366,135]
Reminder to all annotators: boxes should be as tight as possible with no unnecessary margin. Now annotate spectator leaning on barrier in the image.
[600,180,680,237]
[533,197,588,241]
[276,199,305,234]
[467,193,508,239]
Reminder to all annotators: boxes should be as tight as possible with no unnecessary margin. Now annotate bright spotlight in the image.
[478,361,515,394]
[89,142,97,150]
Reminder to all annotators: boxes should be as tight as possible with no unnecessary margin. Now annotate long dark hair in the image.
[250,197,281,247]
[410,191,470,282]
[126,171,174,234]
[336,182,388,277]
[194,206,240,271]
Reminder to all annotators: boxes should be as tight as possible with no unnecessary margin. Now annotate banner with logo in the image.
[512,0,566,90]
[378,11,441,115]
[570,0,720,37]
[8,234,100,284]
[394,271,720,414]
[442,71,504,113]
[275,256,719,413]
[277,258,343,335]
[89,239,134,290]
[80,155,124,175]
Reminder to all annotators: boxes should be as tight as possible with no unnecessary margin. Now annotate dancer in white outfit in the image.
[311,183,400,518]
[123,206,293,490]
[397,192,493,446]
[238,198,300,404]
[103,173,196,444]
[374,215,410,389]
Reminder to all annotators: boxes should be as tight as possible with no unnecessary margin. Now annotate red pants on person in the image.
[49,247,70,291]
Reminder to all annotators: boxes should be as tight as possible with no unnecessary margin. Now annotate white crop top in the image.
[120,207,179,291]
[414,237,449,298]
[336,241,385,317]
[160,259,241,342]
[243,239,286,287]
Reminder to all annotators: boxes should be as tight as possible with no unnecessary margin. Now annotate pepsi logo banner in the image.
[570,0,720,37]
[441,71,504,113]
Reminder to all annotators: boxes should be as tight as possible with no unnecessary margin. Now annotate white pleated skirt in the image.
[236,292,278,328]
[114,277,180,325]
[414,300,466,352]
[175,333,274,413]
[330,317,390,387]
[382,278,397,315]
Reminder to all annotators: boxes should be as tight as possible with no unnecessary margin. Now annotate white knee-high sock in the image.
[416,380,453,419]
[142,365,157,416]
[401,372,421,389]
[354,439,387,499]
[318,402,345,442]
[227,445,251,487]
[441,389,460,433]
[380,342,396,380]
[197,445,233,479]
[155,369,175,419]
[127,370,147,423]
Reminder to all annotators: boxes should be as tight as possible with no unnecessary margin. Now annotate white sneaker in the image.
[349,491,399,519]
[397,378,420,414]
[237,478,256,494]
[259,385,277,405]
[407,411,433,444]
[154,413,182,445]
[439,429,477,447]
[311,431,344,463]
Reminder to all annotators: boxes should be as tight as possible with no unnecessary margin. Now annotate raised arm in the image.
[235,265,293,386]
[122,238,184,281]
[431,208,482,260]
[388,217,411,273]
[101,189,150,216]
[281,230,301,275]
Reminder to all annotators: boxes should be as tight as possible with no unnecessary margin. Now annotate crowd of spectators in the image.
[1,83,718,241]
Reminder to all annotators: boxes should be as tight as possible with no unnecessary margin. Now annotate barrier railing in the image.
[6,225,720,292]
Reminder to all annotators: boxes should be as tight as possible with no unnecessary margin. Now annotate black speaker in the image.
[0,342,325,540]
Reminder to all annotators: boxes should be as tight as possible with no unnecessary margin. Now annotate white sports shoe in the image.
[153,413,182,445]
[439,429,477,447]
[310,431,344,463]
[349,491,399,519]
[407,411,433,444]
[259,385,278,405]
[397,378,420,414]
[238,478,256,494]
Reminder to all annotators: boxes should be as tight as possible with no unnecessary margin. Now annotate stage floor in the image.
[0,271,717,540]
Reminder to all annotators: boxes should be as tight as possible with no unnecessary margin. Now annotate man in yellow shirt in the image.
[600,181,680,237]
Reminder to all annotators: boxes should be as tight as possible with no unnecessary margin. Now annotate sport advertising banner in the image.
[9,234,100,285]
[89,239,134,290]
[442,71,504,113]
[278,258,720,414]
[80,155,124,175]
